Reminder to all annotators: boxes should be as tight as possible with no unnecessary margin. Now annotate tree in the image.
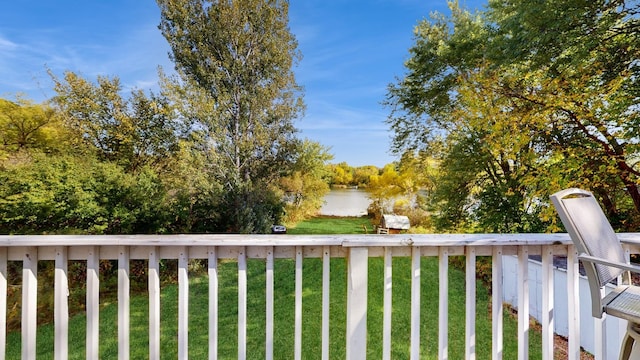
[353,166,379,187]
[157,0,304,232]
[487,0,640,227]
[329,162,355,186]
[366,154,432,226]
[51,72,180,172]
[279,140,333,223]
[385,5,537,232]
[0,98,67,158]
[385,0,640,231]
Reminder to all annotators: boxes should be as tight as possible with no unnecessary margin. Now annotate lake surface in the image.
[320,188,372,217]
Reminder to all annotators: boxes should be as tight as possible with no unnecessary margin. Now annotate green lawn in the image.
[6,216,542,358]
[286,216,373,234]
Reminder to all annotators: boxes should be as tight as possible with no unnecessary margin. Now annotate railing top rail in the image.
[1,232,640,247]
[341,233,574,247]
[0,234,346,247]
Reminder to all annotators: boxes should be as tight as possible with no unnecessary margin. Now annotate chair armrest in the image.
[578,254,640,274]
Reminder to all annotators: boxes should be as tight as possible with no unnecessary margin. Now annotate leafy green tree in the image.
[366,154,432,226]
[353,166,379,187]
[279,140,333,223]
[329,162,355,186]
[486,0,640,227]
[157,0,304,233]
[51,71,179,172]
[0,98,67,158]
[367,164,402,217]
[385,0,640,231]
[159,140,224,233]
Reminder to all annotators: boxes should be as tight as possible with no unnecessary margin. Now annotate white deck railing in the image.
[1,233,640,360]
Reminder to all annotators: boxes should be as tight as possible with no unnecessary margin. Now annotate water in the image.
[320,188,372,217]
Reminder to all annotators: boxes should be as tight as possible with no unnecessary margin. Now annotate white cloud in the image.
[0,35,17,50]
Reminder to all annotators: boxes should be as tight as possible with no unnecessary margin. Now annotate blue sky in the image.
[0,1,485,167]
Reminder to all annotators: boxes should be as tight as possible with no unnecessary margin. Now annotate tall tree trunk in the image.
[623,180,640,217]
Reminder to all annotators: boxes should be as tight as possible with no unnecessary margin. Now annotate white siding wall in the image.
[502,255,627,359]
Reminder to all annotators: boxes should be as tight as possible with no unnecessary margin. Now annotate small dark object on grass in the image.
[271,225,287,234]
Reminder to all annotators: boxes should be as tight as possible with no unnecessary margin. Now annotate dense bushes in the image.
[0,152,291,235]
[0,154,169,234]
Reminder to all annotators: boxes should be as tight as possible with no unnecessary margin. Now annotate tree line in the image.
[0,0,334,235]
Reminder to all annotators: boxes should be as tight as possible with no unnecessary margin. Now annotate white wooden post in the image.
[382,247,392,360]
[594,303,606,359]
[465,247,476,360]
[149,247,160,360]
[237,246,247,360]
[346,247,368,360]
[541,245,554,360]
[492,246,503,360]
[178,246,189,360]
[55,246,69,360]
[439,247,449,360]
[208,246,218,360]
[410,246,421,360]
[517,246,529,360]
[118,246,130,360]
[87,246,100,360]
[266,246,274,360]
[322,246,331,360]
[0,247,6,360]
[566,245,580,360]
[22,247,37,360]
[295,246,303,360]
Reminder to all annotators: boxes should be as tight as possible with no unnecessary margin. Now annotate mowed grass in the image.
[6,216,542,358]
[287,216,373,234]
